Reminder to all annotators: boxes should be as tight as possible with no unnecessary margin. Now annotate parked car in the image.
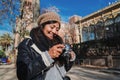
[0,58,2,64]
[1,57,8,64]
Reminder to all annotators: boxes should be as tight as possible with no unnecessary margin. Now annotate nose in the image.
[52,28,58,34]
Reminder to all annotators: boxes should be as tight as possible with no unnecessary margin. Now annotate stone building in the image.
[14,0,40,56]
[69,15,82,43]
[81,2,120,42]
[75,2,120,69]
[60,21,80,44]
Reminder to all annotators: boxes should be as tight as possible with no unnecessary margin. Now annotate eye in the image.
[56,27,59,31]
[50,25,54,29]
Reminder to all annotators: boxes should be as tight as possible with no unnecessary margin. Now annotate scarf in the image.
[30,27,63,51]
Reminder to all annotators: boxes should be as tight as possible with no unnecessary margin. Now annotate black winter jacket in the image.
[16,28,74,80]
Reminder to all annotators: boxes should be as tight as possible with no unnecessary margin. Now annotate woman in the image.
[16,12,76,80]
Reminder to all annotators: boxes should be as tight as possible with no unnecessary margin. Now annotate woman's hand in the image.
[48,44,65,58]
[69,51,76,61]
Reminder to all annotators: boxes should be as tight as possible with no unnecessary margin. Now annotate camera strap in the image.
[55,64,65,79]
[55,63,71,80]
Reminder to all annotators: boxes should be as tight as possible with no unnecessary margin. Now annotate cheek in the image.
[43,27,50,34]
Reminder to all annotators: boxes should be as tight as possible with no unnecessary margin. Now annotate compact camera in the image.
[60,44,72,60]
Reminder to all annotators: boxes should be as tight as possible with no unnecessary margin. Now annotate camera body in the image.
[61,44,71,60]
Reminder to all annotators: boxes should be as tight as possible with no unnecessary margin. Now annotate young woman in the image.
[16,12,76,80]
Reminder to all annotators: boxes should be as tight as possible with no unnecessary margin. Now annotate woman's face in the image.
[43,22,60,40]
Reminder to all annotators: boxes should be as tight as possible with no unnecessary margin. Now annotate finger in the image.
[57,48,63,53]
[53,50,62,57]
[70,51,75,59]
[56,44,65,48]
[55,54,59,58]
[53,52,59,58]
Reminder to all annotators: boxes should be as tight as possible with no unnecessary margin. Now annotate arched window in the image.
[104,18,114,38]
[115,13,120,23]
[89,24,95,40]
[96,21,104,39]
[82,27,89,42]
[115,13,120,36]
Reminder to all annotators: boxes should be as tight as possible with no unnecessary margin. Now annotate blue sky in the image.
[41,0,117,22]
[0,0,117,34]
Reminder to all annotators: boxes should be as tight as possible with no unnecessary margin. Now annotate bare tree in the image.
[69,24,77,44]
[41,6,60,14]
[63,23,77,44]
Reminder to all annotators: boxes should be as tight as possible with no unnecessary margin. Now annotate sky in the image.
[41,0,117,22]
[0,0,117,34]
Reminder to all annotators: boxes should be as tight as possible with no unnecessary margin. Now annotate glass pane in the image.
[115,16,120,23]
[105,19,114,26]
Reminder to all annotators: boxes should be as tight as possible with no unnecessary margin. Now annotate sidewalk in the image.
[0,63,16,69]
[80,65,120,75]
[100,68,120,75]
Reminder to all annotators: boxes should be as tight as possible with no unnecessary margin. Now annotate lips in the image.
[48,33,53,39]
[48,32,56,39]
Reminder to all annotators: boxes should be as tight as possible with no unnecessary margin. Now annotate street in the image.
[0,64,120,80]
[67,66,120,80]
[0,64,17,80]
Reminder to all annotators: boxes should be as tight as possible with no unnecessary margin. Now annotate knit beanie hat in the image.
[37,12,61,26]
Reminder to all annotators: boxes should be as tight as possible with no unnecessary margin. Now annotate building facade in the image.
[14,0,40,57]
[80,2,120,42]
[75,2,120,69]
[69,15,82,43]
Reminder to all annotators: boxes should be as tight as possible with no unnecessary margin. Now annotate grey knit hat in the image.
[37,12,61,25]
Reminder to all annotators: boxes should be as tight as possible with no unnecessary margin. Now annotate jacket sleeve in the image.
[64,51,76,71]
[16,40,53,80]
[64,61,74,71]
